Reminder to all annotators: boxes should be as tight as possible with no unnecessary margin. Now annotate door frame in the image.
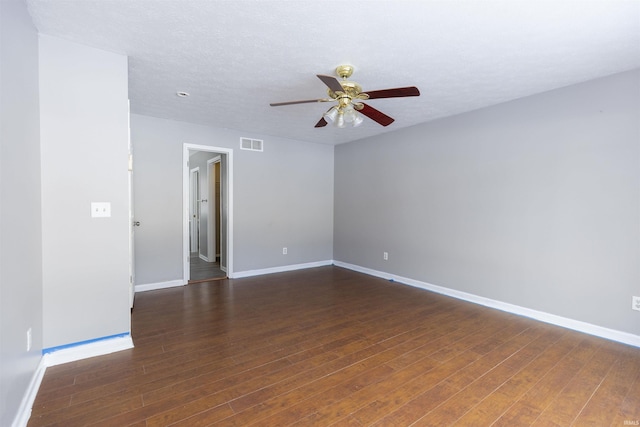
[207,155,221,264]
[183,144,234,282]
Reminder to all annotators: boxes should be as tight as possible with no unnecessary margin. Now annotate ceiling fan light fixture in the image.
[323,106,339,122]
[335,110,346,128]
[343,105,357,122]
[341,105,364,128]
[325,104,363,128]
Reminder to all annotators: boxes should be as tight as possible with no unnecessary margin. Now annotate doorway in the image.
[183,144,234,283]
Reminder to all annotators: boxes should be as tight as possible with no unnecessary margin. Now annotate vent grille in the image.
[240,137,263,152]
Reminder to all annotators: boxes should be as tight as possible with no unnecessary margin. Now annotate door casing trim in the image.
[183,144,233,282]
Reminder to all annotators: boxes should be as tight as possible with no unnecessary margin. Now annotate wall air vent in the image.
[240,137,263,152]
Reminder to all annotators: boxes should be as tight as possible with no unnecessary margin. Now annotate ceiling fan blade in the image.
[270,98,330,107]
[317,74,344,93]
[364,86,420,99]
[314,117,328,128]
[358,103,395,127]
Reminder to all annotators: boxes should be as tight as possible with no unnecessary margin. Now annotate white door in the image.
[189,168,199,253]
[129,152,136,308]
[127,105,136,308]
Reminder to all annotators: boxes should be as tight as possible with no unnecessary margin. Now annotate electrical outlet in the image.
[91,202,111,218]
[633,296,640,312]
[383,252,388,261]
[283,247,287,255]
[27,328,32,352]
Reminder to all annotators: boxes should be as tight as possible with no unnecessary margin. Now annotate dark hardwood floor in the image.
[28,266,640,426]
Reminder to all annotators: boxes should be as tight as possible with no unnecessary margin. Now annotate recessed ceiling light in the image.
[176,91,190,97]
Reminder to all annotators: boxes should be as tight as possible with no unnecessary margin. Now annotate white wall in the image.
[335,69,640,337]
[131,114,334,284]
[39,35,130,349]
[0,0,43,424]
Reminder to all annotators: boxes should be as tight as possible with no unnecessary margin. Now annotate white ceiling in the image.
[26,0,640,145]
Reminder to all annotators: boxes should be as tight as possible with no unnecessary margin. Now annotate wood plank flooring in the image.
[28,266,640,426]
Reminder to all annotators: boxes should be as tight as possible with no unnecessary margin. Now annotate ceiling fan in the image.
[270,65,420,128]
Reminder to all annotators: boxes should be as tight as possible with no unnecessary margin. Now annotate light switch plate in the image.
[91,202,111,218]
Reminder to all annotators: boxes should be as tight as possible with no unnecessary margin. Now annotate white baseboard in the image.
[43,333,134,367]
[334,261,640,348]
[12,334,134,427]
[135,279,184,293]
[141,261,331,286]
[199,253,210,262]
[11,357,47,427]
[231,260,333,279]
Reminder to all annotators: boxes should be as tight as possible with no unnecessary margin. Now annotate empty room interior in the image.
[1,0,639,425]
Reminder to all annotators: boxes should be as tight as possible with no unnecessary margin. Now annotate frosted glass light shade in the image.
[323,106,338,122]
[324,104,363,128]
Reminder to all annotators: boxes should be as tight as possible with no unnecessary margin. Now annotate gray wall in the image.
[0,0,43,424]
[335,69,640,336]
[131,114,334,284]
[39,35,131,349]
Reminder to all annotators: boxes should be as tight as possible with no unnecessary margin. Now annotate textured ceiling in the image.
[26,0,640,145]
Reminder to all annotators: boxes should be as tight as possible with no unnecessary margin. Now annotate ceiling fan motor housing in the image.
[328,81,363,100]
[327,65,366,102]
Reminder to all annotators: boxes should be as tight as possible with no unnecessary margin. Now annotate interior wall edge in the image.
[9,357,47,427]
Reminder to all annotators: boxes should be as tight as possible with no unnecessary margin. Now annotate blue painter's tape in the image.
[42,332,130,355]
